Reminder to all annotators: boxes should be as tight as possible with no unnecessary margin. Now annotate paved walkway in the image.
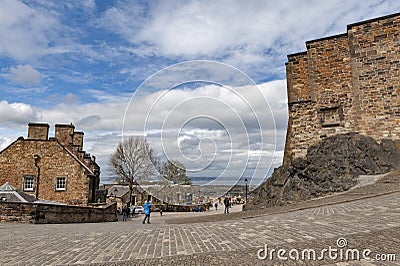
[1,190,400,265]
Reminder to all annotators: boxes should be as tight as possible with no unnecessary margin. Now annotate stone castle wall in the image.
[284,12,400,162]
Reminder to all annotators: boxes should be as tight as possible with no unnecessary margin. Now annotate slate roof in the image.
[0,182,36,203]
[107,185,130,198]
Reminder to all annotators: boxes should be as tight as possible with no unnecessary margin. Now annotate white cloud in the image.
[98,1,400,67]
[3,64,42,85]
[0,0,57,60]
[0,0,87,62]
[0,136,13,151]
[63,93,79,105]
[0,100,36,124]
[84,89,131,102]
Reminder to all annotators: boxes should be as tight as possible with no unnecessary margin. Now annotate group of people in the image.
[120,199,153,223]
[122,195,233,223]
[214,197,232,214]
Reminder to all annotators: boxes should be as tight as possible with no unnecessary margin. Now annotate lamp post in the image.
[113,187,118,201]
[33,154,41,200]
[244,178,248,203]
[110,187,118,202]
[198,189,201,204]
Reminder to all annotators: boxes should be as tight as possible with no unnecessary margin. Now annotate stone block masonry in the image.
[284,12,400,162]
[0,201,117,223]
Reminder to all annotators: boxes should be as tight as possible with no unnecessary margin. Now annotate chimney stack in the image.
[73,131,84,152]
[55,123,75,148]
[27,123,50,140]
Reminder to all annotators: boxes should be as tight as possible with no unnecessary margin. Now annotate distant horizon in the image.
[101,175,257,186]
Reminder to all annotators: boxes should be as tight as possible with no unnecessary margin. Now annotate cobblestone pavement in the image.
[1,190,400,266]
[167,171,400,225]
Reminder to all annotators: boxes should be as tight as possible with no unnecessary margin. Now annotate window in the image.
[56,177,66,191]
[24,176,35,191]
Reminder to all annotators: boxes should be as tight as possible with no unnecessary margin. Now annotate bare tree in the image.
[161,160,192,185]
[109,137,158,206]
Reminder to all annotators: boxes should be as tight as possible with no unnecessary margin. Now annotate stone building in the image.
[0,123,100,205]
[284,12,400,162]
[106,185,130,211]
[105,180,160,210]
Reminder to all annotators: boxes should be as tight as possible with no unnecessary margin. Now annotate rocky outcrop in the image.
[245,133,400,210]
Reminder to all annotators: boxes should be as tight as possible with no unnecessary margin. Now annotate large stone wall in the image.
[0,202,117,223]
[284,12,400,162]
[349,15,400,137]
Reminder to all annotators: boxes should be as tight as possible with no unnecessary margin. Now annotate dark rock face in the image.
[245,133,400,210]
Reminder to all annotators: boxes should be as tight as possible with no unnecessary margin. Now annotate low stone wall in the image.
[0,201,117,223]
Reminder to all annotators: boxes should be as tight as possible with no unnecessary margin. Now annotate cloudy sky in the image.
[1,0,400,188]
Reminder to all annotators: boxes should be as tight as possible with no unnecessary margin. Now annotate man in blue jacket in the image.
[142,199,152,224]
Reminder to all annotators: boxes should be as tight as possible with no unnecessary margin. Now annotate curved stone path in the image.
[1,173,399,265]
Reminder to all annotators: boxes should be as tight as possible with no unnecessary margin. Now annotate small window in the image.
[56,177,67,191]
[24,176,35,191]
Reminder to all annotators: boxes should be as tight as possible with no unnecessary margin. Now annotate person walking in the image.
[122,205,128,222]
[142,199,152,224]
[214,201,218,211]
[224,197,230,214]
